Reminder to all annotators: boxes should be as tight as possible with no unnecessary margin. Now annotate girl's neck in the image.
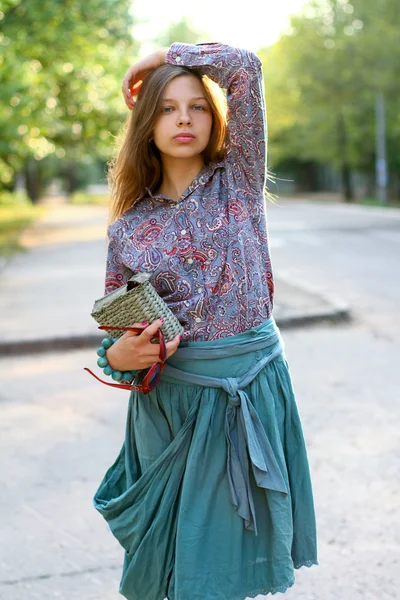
[156,155,205,201]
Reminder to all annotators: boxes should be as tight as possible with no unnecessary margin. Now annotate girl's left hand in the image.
[122,48,169,110]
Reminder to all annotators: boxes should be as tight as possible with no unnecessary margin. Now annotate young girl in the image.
[93,42,318,600]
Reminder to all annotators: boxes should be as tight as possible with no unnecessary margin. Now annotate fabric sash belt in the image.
[163,317,289,536]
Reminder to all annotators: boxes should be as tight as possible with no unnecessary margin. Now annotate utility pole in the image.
[375,92,388,205]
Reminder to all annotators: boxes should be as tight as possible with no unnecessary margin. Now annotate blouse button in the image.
[197,288,202,293]
[187,258,194,264]
[181,229,187,235]
[176,56,181,62]
[195,317,202,323]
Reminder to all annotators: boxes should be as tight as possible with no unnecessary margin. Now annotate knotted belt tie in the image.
[163,323,289,536]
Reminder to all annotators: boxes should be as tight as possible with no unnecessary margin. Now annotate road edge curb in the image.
[0,306,352,357]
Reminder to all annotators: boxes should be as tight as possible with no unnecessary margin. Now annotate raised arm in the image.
[165,42,267,194]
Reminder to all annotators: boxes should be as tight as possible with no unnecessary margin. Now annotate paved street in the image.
[268,199,400,334]
[0,202,348,353]
[0,199,399,599]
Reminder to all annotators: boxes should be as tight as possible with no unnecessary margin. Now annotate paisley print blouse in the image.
[105,42,274,342]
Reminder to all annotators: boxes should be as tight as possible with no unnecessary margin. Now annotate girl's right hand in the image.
[122,48,170,110]
[105,318,181,372]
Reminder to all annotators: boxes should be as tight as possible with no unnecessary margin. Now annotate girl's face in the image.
[152,74,213,161]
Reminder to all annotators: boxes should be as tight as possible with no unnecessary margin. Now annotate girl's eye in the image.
[161,105,206,113]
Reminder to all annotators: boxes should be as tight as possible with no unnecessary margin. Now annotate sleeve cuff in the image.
[165,42,187,65]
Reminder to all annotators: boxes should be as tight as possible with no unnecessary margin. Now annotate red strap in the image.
[83,367,145,392]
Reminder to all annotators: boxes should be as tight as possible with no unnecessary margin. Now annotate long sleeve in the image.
[104,222,133,295]
[165,42,267,194]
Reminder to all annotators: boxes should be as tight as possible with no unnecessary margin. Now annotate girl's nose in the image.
[177,113,191,125]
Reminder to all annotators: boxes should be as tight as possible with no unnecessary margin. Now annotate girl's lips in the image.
[174,135,195,143]
[174,134,195,139]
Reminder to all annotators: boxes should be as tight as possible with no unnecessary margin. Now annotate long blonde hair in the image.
[107,65,227,225]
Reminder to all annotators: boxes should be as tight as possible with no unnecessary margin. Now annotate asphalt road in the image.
[268,199,400,335]
[0,199,399,600]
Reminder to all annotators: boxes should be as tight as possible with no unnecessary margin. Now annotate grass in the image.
[0,204,46,257]
[69,191,108,205]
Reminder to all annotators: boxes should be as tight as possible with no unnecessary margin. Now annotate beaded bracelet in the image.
[96,337,136,383]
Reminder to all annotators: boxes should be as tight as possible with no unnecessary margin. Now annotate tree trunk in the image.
[365,170,375,198]
[341,163,353,202]
[64,160,80,195]
[24,157,43,203]
[392,171,400,201]
[337,112,354,202]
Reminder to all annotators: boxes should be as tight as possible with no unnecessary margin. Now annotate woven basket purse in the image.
[91,272,184,343]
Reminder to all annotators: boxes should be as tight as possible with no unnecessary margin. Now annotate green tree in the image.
[259,0,400,201]
[0,0,139,200]
[158,16,211,47]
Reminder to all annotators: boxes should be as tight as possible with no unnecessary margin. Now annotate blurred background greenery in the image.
[0,0,399,227]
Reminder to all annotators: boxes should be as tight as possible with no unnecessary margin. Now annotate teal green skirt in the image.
[94,317,318,600]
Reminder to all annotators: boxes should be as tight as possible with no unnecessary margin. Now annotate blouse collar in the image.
[144,160,225,205]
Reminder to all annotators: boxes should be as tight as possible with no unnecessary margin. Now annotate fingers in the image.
[137,319,166,366]
[122,66,147,101]
[124,83,143,111]
[140,318,165,342]
[122,51,168,107]
[122,67,139,109]
[117,320,182,368]
[119,322,147,340]
[166,333,182,359]
[140,320,182,361]
[122,66,136,98]
[121,61,155,109]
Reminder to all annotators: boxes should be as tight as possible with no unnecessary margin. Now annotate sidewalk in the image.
[0,204,351,356]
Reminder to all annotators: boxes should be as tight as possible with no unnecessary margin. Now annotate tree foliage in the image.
[0,0,138,197]
[259,0,400,198]
[157,16,211,47]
